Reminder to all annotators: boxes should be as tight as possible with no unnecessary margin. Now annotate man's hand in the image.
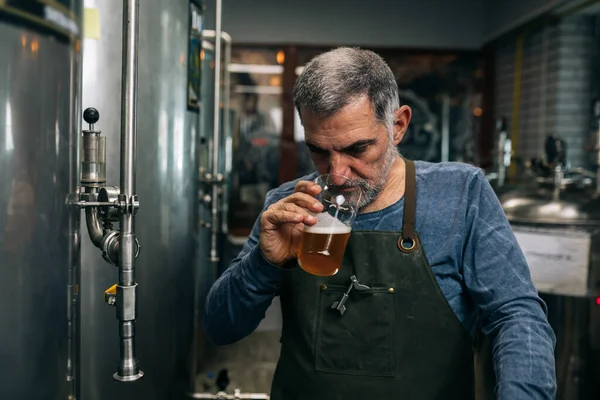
[259,180,324,266]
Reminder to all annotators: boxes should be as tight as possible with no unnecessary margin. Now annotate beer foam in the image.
[304,212,351,234]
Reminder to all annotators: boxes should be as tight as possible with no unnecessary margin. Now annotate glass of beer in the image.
[298,174,361,276]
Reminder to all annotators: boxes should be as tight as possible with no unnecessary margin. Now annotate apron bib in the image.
[270,159,496,399]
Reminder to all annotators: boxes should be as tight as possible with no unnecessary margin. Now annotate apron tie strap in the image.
[402,159,416,244]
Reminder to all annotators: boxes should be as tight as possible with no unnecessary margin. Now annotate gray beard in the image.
[352,143,398,210]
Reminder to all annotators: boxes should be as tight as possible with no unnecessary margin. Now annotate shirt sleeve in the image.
[202,188,291,345]
[462,169,557,399]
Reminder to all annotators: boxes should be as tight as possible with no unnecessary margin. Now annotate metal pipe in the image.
[496,117,509,188]
[222,32,232,235]
[553,165,563,201]
[202,30,233,234]
[596,123,600,195]
[85,206,104,247]
[120,0,138,204]
[593,99,600,195]
[441,93,450,163]
[67,41,82,399]
[210,0,223,271]
[114,0,142,382]
[497,132,507,188]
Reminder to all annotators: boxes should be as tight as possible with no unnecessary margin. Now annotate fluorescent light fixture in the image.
[228,64,283,74]
[234,85,283,94]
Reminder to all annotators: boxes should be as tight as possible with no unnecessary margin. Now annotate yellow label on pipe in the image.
[104,284,117,303]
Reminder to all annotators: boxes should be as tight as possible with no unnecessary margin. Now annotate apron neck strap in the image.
[402,159,416,242]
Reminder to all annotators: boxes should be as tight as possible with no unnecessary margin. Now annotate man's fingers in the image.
[281,203,318,223]
[264,210,313,226]
[280,192,324,213]
[294,180,322,196]
[263,203,318,228]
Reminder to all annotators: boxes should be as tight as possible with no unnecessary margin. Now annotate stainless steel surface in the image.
[500,170,600,225]
[0,13,81,400]
[81,134,106,186]
[80,0,201,397]
[115,0,143,382]
[85,203,104,247]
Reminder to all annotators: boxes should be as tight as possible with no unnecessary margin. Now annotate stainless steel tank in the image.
[78,0,203,398]
[0,2,82,399]
[498,167,600,399]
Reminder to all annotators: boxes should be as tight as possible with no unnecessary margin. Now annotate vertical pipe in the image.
[221,33,232,235]
[596,125,600,195]
[497,131,507,187]
[115,0,142,382]
[441,93,450,162]
[67,32,83,399]
[210,0,223,271]
[120,0,138,208]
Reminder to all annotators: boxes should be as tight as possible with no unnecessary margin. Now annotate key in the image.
[331,275,370,316]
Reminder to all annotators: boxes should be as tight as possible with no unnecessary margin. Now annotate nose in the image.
[328,153,351,180]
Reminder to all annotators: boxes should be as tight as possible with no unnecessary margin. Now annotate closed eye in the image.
[306,139,376,156]
[343,143,370,155]
[306,143,329,155]
[341,139,376,156]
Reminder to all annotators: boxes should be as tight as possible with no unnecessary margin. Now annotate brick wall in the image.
[493,15,596,169]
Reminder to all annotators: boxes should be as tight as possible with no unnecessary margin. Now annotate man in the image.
[203,47,557,399]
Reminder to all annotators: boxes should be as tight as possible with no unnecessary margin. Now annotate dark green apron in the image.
[270,159,496,399]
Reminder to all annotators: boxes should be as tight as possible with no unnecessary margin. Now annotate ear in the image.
[392,105,412,147]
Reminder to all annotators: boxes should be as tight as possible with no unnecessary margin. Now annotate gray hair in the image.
[293,47,399,134]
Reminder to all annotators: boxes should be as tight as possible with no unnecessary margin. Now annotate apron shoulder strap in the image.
[402,159,416,242]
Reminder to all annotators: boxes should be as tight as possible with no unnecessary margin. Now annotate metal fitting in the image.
[117,194,140,214]
[98,186,121,222]
[116,284,137,321]
[101,231,141,266]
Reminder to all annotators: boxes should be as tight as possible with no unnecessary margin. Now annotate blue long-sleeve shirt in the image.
[203,160,557,399]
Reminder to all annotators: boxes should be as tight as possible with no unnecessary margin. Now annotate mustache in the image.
[338,179,370,190]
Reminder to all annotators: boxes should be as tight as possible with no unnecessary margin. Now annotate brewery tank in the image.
[498,166,600,399]
[78,0,203,398]
[0,2,82,399]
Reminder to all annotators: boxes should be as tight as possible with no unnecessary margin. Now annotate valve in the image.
[98,186,121,222]
[104,284,117,307]
[81,107,107,189]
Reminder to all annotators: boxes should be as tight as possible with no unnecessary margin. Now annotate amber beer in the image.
[298,221,351,276]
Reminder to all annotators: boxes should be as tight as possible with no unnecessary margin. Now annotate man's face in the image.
[301,95,411,209]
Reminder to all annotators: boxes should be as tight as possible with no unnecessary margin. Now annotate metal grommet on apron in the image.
[398,236,418,253]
